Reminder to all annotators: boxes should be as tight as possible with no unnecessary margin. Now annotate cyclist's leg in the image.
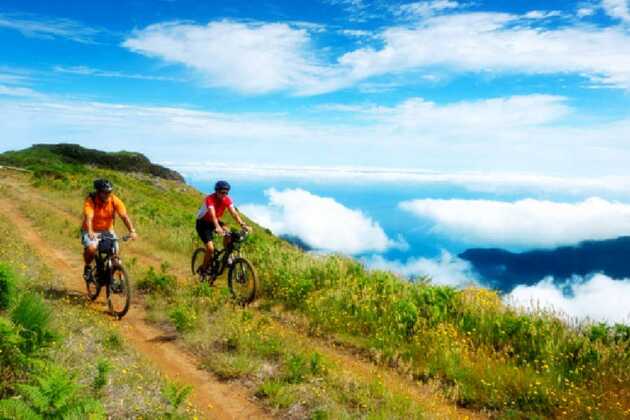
[196,219,216,269]
[203,240,215,269]
[81,231,98,278]
[220,220,230,248]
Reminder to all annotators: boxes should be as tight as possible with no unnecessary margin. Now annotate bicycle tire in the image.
[85,263,101,301]
[228,257,258,304]
[191,247,207,276]
[107,265,131,319]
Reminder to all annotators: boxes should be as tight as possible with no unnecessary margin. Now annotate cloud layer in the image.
[506,274,630,324]
[362,251,477,287]
[240,188,395,254]
[400,197,630,248]
[3,90,630,178]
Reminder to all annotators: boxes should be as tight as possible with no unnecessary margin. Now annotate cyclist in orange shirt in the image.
[82,179,138,280]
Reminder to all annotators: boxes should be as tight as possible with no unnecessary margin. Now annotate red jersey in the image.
[197,193,233,222]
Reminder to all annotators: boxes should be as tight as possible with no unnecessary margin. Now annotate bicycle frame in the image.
[207,230,248,278]
[94,233,127,285]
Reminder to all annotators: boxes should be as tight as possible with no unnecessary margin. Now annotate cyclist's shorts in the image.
[81,230,116,248]
[196,218,225,244]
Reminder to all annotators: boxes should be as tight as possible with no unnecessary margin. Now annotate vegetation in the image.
[0,143,184,182]
[1,144,628,418]
[0,212,196,419]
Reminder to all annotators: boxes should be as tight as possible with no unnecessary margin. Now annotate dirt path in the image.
[0,193,270,420]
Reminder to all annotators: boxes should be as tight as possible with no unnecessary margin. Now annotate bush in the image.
[168,304,197,333]
[0,263,17,311]
[0,317,27,398]
[11,293,55,355]
[0,365,105,419]
[137,267,177,296]
[92,359,111,395]
[161,381,192,418]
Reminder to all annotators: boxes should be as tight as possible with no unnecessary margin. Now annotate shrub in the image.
[0,365,105,419]
[162,381,192,418]
[92,359,111,395]
[284,354,309,384]
[102,331,123,351]
[0,317,27,398]
[10,293,55,355]
[168,304,197,333]
[137,267,177,296]
[0,263,17,311]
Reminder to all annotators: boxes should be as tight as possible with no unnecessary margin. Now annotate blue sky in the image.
[2,0,630,177]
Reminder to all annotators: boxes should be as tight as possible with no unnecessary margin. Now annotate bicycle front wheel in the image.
[228,257,258,304]
[85,263,101,301]
[107,266,131,319]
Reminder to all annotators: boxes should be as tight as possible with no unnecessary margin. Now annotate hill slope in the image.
[0,143,184,182]
[0,145,628,419]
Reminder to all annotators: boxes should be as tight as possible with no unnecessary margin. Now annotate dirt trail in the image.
[0,192,270,420]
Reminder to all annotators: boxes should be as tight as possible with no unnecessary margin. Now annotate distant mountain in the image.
[0,143,184,182]
[460,236,630,291]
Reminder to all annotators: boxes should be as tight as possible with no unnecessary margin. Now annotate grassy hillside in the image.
[0,143,184,182]
[1,145,629,419]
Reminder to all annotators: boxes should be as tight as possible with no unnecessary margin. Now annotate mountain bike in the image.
[191,229,258,304]
[84,232,132,319]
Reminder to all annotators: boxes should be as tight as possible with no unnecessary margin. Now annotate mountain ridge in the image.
[0,143,185,182]
[460,236,630,291]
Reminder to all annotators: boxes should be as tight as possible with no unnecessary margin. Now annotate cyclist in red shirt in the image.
[196,180,250,270]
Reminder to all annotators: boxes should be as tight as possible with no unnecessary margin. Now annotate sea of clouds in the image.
[241,186,630,324]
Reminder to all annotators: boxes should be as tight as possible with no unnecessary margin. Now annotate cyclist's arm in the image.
[228,205,250,230]
[120,214,137,239]
[83,200,95,239]
[114,197,137,239]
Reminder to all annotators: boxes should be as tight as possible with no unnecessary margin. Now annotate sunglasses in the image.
[217,189,229,195]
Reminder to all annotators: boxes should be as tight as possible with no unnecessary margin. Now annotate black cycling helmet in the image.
[214,180,231,192]
[94,179,113,192]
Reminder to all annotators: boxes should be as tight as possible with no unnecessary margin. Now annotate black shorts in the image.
[196,218,225,244]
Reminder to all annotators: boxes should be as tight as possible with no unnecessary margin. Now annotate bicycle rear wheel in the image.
[107,266,131,319]
[228,257,258,304]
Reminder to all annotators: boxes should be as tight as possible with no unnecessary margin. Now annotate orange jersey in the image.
[82,194,127,231]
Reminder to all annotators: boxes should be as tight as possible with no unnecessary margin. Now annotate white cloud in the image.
[602,0,630,22]
[577,7,596,17]
[0,13,101,43]
[506,274,630,324]
[361,94,570,129]
[399,197,630,248]
[523,10,563,19]
[0,85,41,98]
[123,20,336,95]
[362,251,477,287]
[53,65,183,82]
[338,12,630,90]
[120,10,630,94]
[394,1,460,19]
[240,188,395,254]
